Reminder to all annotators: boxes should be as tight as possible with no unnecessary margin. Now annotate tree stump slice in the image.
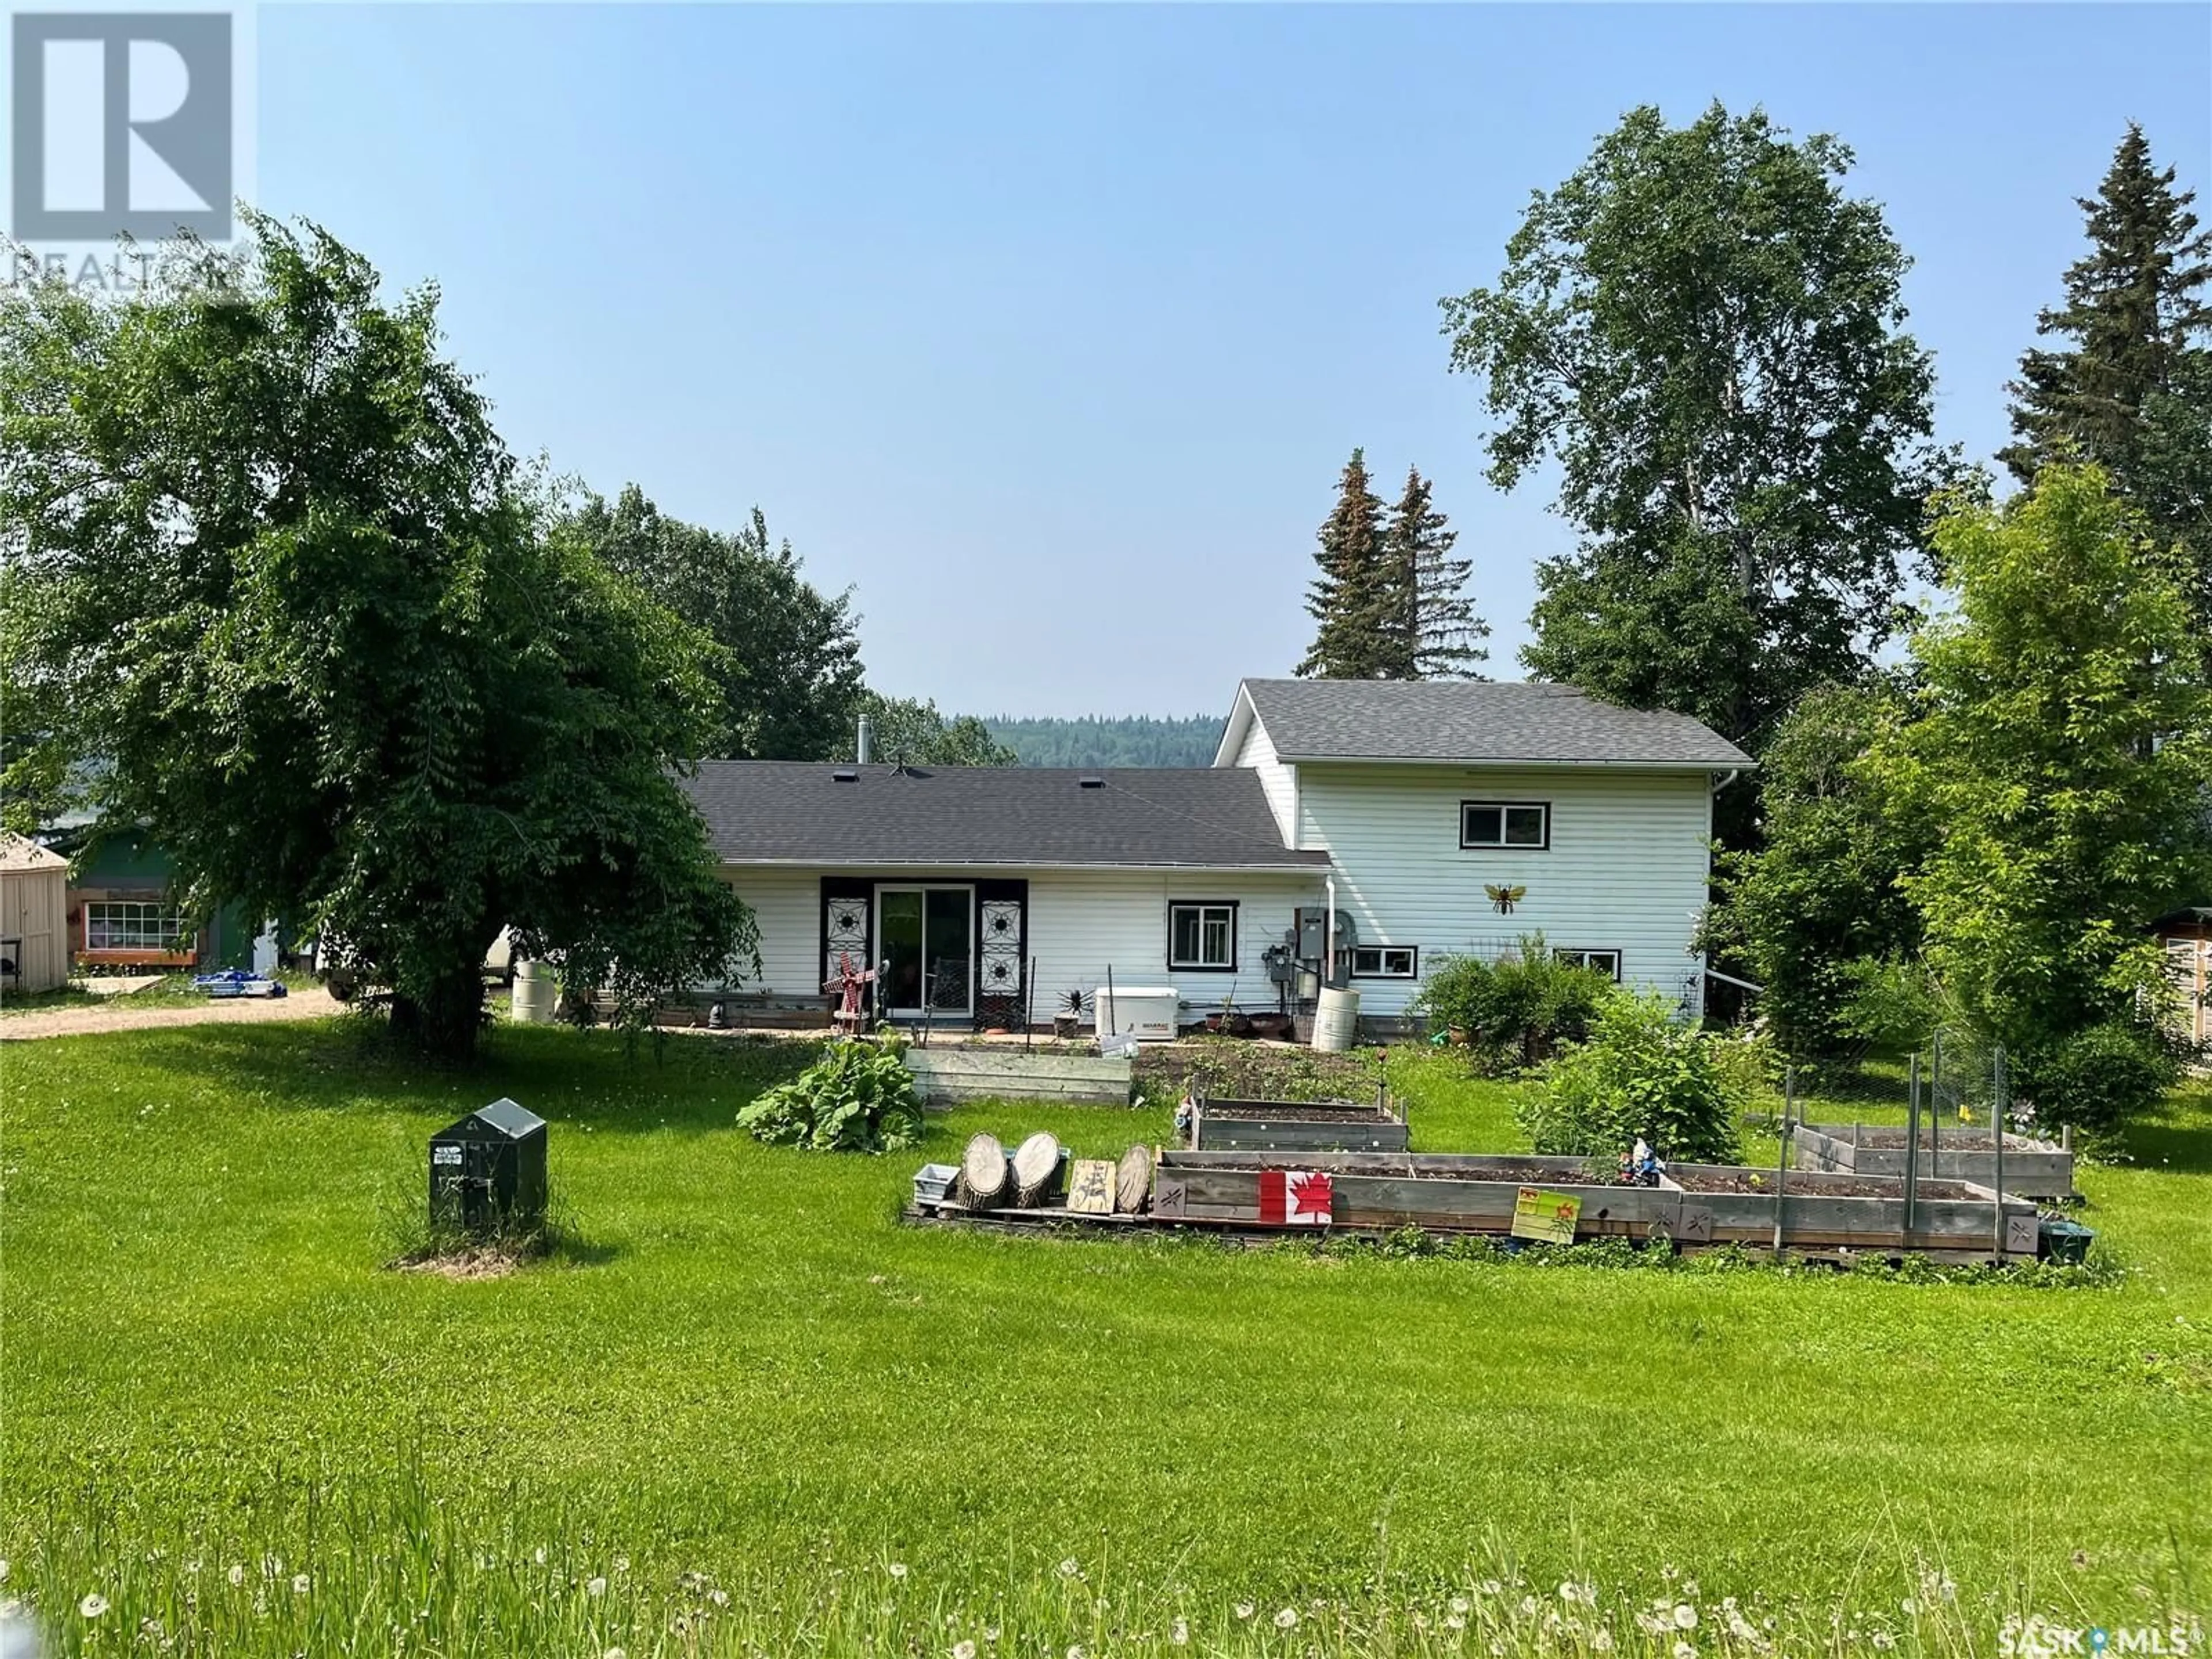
[960,1132,1009,1207]
[1115,1144,1153,1213]
[1012,1131,1062,1206]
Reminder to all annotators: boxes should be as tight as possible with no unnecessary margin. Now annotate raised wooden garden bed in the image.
[1662,1162,2040,1256]
[904,1047,1134,1105]
[1188,1094,1408,1152]
[1792,1122,2075,1200]
[907,1145,2051,1262]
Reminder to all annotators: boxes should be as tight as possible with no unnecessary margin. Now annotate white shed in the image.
[0,832,70,995]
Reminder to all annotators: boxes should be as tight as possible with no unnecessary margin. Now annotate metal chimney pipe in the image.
[857,713,874,766]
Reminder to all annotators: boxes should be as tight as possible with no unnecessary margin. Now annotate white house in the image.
[680,679,1752,1031]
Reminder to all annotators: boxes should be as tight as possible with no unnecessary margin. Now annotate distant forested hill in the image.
[984,715,1227,768]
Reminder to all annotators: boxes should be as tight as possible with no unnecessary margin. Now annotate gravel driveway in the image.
[0,988,345,1040]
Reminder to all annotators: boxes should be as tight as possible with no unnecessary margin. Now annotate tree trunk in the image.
[389,960,487,1060]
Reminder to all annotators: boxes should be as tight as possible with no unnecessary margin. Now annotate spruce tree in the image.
[1297,449,1400,679]
[2003,124,2212,645]
[1387,465,1490,679]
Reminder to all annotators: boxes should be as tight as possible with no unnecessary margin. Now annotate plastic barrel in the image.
[512,960,555,1024]
[1312,984,1361,1052]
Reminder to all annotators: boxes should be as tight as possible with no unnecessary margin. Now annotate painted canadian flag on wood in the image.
[1259,1169,1334,1226]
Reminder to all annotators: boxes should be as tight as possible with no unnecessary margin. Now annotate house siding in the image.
[1294,763,1717,1018]
[715,865,1324,1025]
[1230,713,1299,847]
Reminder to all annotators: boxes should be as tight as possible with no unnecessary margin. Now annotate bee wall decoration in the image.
[1485,884,1527,915]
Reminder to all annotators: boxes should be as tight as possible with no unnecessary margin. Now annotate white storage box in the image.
[1094,985,1181,1043]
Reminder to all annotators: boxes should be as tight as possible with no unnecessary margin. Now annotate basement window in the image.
[1460,801,1550,850]
[1554,948,1622,981]
[1350,945,1418,979]
[1168,902,1237,972]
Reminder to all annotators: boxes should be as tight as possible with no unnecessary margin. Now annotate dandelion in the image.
[888,1563,910,1580]
[1059,1558,1081,1578]
[0,1562,7,1584]
[1067,1646,1085,1659]
[954,1642,978,1659]
[1445,1613,1467,1631]
[1234,1602,1255,1621]
[1673,1603,1699,1629]
[710,1588,729,1607]
[1450,1596,1472,1615]
[1274,1607,1298,1630]
[604,1649,627,1659]
[1593,1630,1615,1652]
[613,1555,630,1575]
[586,1577,608,1599]
[983,1627,1001,1643]
[291,1573,311,1595]
[1673,1643,1698,1659]
[81,1593,110,1619]
[1519,1594,1539,1618]
[227,1563,245,1587]
[533,1547,547,1566]
[1481,1580,1502,1597]
[1170,1618,1190,1646]
[1873,1634,1897,1651]
[1901,1599,1916,1615]
[1559,1581,1581,1604]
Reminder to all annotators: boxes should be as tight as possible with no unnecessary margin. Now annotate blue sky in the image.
[256,3,2212,718]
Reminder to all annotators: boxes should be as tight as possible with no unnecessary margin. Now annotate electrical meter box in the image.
[429,1096,547,1233]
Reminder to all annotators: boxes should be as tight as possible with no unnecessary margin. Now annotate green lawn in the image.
[2,1024,2206,1657]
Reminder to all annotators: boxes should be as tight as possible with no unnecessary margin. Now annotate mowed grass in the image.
[1,1023,2207,1655]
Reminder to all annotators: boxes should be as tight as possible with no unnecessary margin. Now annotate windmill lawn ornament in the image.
[825,952,879,1036]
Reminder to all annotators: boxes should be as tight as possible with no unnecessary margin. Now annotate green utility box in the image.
[429,1097,547,1234]
[2038,1216,2095,1264]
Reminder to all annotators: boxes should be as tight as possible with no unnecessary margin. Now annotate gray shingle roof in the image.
[681,763,1328,869]
[1237,679,1753,768]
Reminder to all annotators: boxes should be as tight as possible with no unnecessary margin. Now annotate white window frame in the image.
[1350,945,1418,979]
[1554,947,1622,981]
[1167,902,1237,972]
[83,900,192,955]
[1460,800,1550,850]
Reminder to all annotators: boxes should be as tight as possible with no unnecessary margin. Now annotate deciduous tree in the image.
[1442,103,1956,785]
[566,486,865,760]
[1883,466,2210,1132]
[1705,680,1931,1054]
[0,219,755,1056]
[858,693,1017,767]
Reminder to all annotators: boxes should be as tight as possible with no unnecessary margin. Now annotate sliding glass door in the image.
[877,886,973,1018]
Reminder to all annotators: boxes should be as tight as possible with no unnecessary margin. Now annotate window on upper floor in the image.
[1554,947,1622,981]
[1460,801,1549,850]
[1350,945,1418,979]
[1168,902,1237,971]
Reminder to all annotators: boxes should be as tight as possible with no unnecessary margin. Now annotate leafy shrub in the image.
[2012,1018,2179,1141]
[737,1034,923,1153]
[1414,935,1619,1068]
[1517,992,1746,1164]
